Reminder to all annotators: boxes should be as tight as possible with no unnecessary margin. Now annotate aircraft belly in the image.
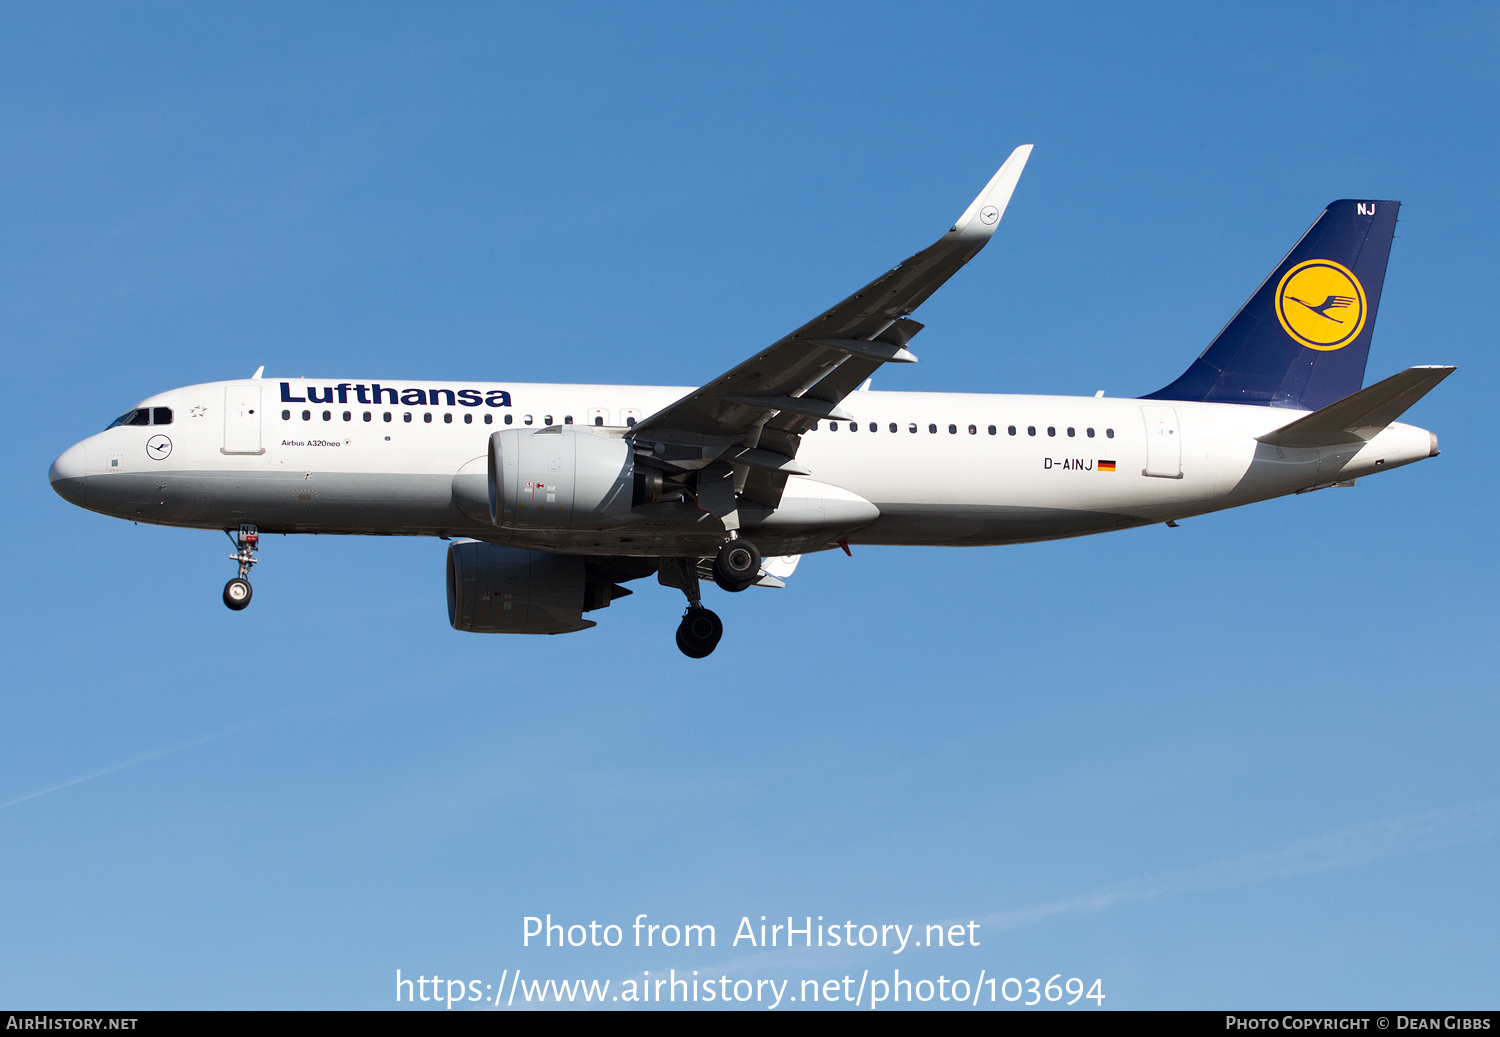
[851,503,1140,546]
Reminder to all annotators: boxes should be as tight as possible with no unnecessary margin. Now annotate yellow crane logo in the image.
[1275,259,1367,350]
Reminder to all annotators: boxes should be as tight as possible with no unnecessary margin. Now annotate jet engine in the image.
[488,427,661,530]
[446,539,628,634]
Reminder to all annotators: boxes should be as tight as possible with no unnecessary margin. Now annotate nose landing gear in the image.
[223,524,259,611]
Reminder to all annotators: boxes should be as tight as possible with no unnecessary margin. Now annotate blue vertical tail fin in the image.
[1143,199,1399,410]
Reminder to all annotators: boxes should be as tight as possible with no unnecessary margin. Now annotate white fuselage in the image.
[50,377,1438,558]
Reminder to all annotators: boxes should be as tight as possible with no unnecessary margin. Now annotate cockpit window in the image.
[107,408,151,429]
[151,407,173,425]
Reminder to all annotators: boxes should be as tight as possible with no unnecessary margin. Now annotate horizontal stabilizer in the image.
[763,553,801,580]
[1256,366,1455,447]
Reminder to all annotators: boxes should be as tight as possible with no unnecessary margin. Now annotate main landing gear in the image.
[661,537,765,658]
[663,554,723,658]
[223,524,259,611]
[712,536,761,593]
[676,607,723,659]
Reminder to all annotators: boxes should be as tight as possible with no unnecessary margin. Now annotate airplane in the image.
[48,145,1454,658]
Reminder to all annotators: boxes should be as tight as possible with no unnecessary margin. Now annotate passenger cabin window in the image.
[909,423,917,434]
[889,423,897,433]
[1008,426,1016,435]
[1027,426,1036,436]
[524,415,533,425]
[343,411,352,421]
[1047,427,1056,437]
[444,413,453,424]
[463,413,471,424]
[1086,428,1094,437]
[423,413,432,423]
[869,422,877,433]
[948,424,957,434]
[302,410,311,421]
[564,415,573,424]
[503,414,510,424]
[829,422,838,431]
[988,425,997,435]
[544,415,553,426]
[928,423,937,434]
[403,413,412,423]
[1106,428,1115,438]
[849,421,857,432]
[364,412,372,422]
[1067,427,1075,437]
[485,414,493,424]
[968,424,977,435]
[383,412,392,422]
[281,410,290,420]
[323,410,331,421]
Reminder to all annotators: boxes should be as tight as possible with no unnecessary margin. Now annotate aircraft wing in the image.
[630,145,1032,511]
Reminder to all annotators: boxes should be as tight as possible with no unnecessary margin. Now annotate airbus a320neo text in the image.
[50,147,1452,656]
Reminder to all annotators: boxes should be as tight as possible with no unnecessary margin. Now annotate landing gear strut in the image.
[223,524,259,611]
[659,556,724,658]
[712,537,761,593]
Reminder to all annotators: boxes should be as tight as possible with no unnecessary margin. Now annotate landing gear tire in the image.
[223,577,253,611]
[675,607,723,658]
[712,539,760,592]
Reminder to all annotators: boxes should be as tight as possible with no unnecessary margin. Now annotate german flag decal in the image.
[1098,460,1116,472]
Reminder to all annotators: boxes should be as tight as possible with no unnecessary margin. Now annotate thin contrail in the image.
[979,800,1500,934]
[0,717,278,812]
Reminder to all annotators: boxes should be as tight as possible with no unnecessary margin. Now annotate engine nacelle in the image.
[446,540,597,634]
[488,427,643,530]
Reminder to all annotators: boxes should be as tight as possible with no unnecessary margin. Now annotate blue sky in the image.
[2,1,1496,1010]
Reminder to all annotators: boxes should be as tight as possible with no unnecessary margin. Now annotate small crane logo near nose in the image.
[146,435,173,460]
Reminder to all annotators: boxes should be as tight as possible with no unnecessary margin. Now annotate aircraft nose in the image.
[49,441,87,505]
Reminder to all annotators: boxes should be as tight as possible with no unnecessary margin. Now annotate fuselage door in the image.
[1141,405,1181,478]
[224,385,264,455]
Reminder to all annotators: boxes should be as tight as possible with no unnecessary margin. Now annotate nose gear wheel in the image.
[223,524,259,611]
[223,577,252,610]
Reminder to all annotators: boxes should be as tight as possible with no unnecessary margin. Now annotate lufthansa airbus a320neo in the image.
[49,146,1452,657]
